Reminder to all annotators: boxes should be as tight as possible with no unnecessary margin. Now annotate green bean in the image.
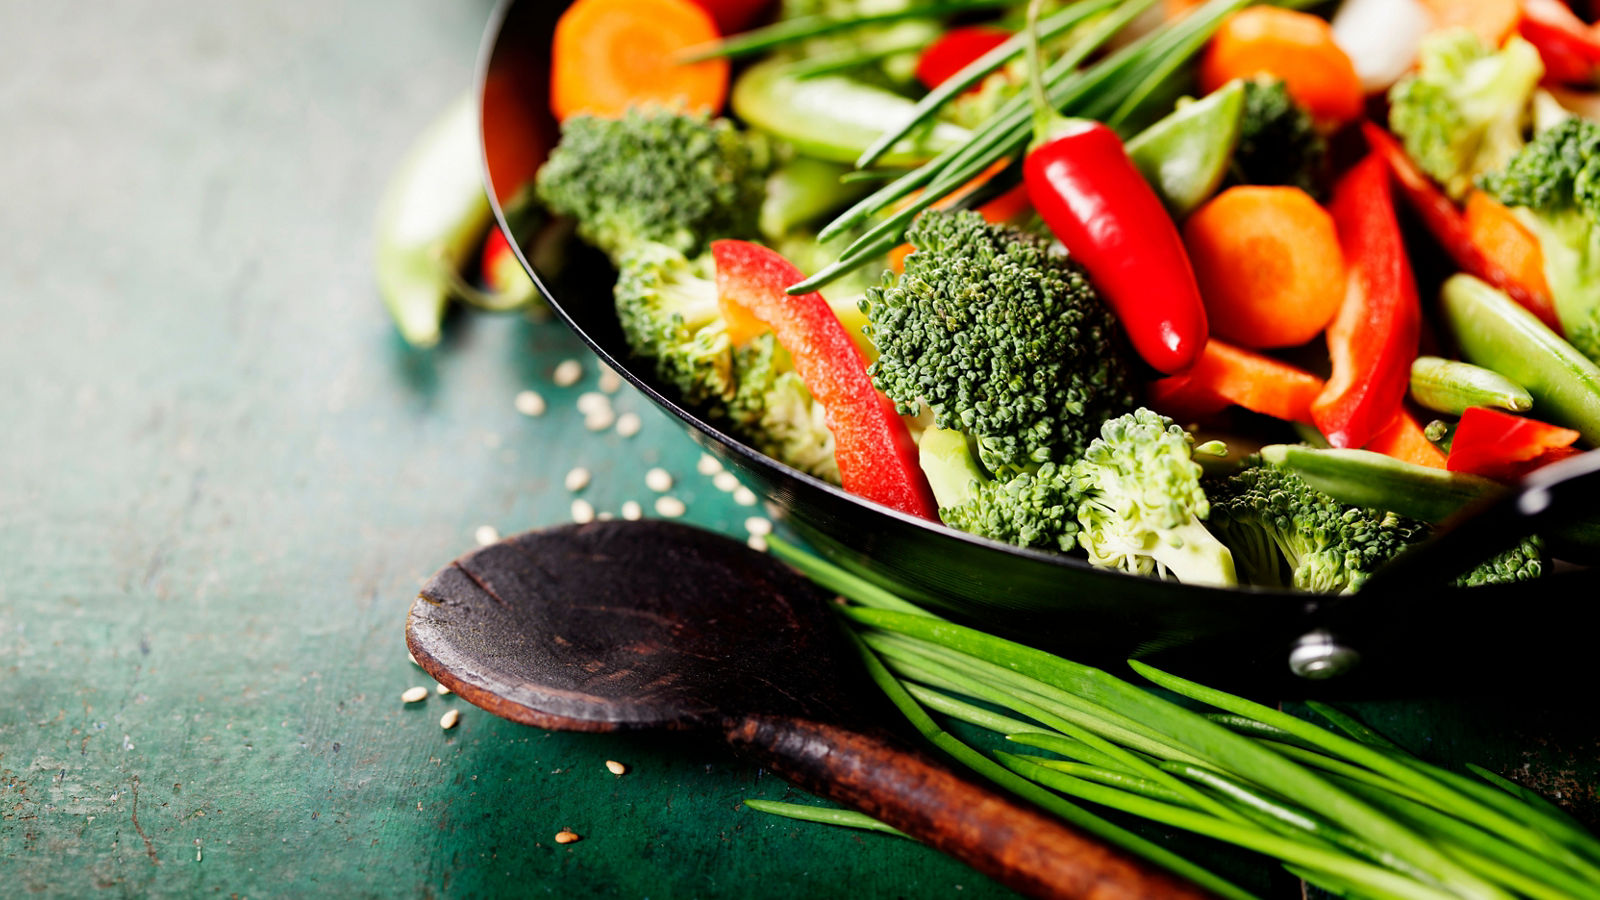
[1411,356,1535,416]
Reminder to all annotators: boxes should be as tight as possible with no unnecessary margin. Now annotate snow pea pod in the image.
[1409,356,1534,416]
[1124,80,1246,219]
[732,59,970,168]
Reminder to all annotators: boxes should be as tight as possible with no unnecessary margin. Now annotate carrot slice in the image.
[1365,410,1448,469]
[551,0,729,122]
[1154,338,1327,424]
[1463,190,1553,303]
[1182,186,1346,349]
[1199,7,1363,124]
[1419,0,1520,47]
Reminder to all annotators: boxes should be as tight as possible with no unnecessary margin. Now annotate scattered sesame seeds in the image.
[744,517,773,536]
[615,412,641,437]
[605,760,628,776]
[597,511,615,521]
[564,467,591,492]
[598,366,623,394]
[655,496,687,518]
[440,709,460,730]
[620,500,643,521]
[576,392,610,416]
[584,408,616,431]
[645,468,674,492]
[712,471,740,492]
[435,682,451,696]
[514,390,546,417]
[555,829,581,844]
[401,687,428,704]
[697,453,722,476]
[474,525,500,546]
[747,534,768,552]
[733,487,758,507]
[571,499,596,524]
[552,359,583,387]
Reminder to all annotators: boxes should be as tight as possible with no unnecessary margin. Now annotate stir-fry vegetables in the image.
[434,0,1600,596]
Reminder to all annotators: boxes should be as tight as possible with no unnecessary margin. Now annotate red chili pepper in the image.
[711,240,937,519]
[1313,153,1421,450]
[1519,0,1600,85]
[1446,405,1582,481]
[1363,122,1565,333]
[915,26,1012,91]
[1024,119,1208,374]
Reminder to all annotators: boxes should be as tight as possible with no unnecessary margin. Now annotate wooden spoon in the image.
[406,520,1210,900]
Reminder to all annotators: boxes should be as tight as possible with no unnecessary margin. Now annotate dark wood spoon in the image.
[406,521,1211,900]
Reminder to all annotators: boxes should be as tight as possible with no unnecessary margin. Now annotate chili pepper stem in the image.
[1025,0,1075,150]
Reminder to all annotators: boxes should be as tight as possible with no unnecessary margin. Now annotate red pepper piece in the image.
[480,227,537,304]
[1025,119,1208,374]
[1446,405,1582,481]
[1145,372,1232,424]
[1363,122,1565,332]
[915,26,1012,91]
[1314,153,1422,450]
[1519,0,1600,85]
[711,240,937,519]
[688,0,771,35]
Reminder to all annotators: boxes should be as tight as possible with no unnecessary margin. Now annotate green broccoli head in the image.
[918,426,1082,552]
[1230,77,1327,198]
[536,108,770,261]
[1207,461,1430,594]
[1454,536,1546,587]
[726,334,842,483]
[1479,117,1600,361]
[1070,410,1236,587]
[861,209,1137,474]
[1388,30,1543,201]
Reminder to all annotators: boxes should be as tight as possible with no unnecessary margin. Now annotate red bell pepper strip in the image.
[1519,0,1600,85]
[1446,405,1582,481]
[711,240,937,519]
[1025,119,1208,375]
[1314,153,1422,450]
[1148,339,1325,424]
[1363,123,1565,333]
[916,26,1013,91]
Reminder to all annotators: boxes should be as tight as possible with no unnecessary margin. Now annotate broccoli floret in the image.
[1229,77,1328,198]
[1071,410,1237,587]
[536,108,769,261]
[861,209,1137,474]
[1388,30,1543,201]
[1207,462,1429,593]
[611,243,840,483]
[919,426,1082,552]
[1479,117,1600,362]
[1454,536,1546,587]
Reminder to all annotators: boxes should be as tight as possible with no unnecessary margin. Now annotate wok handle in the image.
[726,714,1214,900]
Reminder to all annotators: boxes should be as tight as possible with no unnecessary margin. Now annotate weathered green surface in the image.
[1,3,1595,899]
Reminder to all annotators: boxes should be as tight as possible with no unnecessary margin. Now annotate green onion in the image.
[680,0,1017,62]
[743,799,909,836]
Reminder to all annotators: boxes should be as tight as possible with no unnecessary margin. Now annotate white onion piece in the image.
[1332,0,1434,94]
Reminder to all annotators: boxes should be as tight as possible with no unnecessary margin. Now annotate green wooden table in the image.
[1,3,1594,898]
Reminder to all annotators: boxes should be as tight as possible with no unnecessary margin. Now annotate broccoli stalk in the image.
[535,107,770,262]
[919,426,1082,552]
[1388,30,1544,201]
[1479,117,1600,363]
[1071,410,1237,587]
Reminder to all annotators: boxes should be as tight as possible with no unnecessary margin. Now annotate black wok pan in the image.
[474,0,1600,691]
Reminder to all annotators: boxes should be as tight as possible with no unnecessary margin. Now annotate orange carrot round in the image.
[551,0,729,122]
[1199,7,1363,124]
[1182,186,1346,349]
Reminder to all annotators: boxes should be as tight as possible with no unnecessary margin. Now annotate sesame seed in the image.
[655,496,686,518]
[598,366,623,394]
[584,408,616,431]
[744,517,772,536]
[564,467,591,492]
[615,412,641,437]
[733,487,758,507]
[440,709,460,730]
[597,511,615,521]
[408,652,419,666]
[605,760,627,776]
[712,471,739,492]
[552,359,583,387]
[571,499,596,524]
[401,687,428,704]
[645,468,673,492]
[747,534,768,552]
[555,829,581,844]
[576,392,610,415]
[514,390,546,417]
[620,501,643,521]
[435,682,451,696]
[697,454,722,476]
[474,525,500,546]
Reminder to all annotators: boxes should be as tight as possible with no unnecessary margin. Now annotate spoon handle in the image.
[727,714,1212,900]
